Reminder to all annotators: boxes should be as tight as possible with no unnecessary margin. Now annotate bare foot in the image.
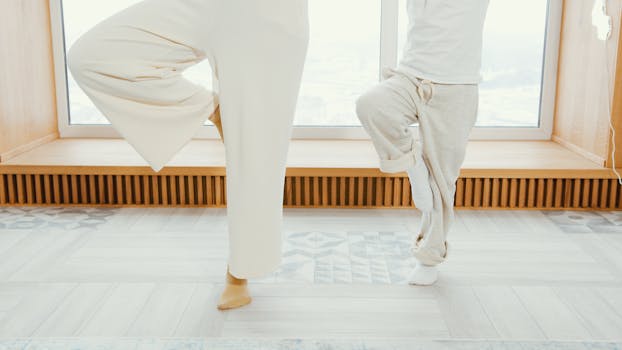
[217,267,252,310]
[208,107,224,142]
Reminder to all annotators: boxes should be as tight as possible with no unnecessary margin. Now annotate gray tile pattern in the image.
[543,210,622,234]
[274,230,415,284]
[0,207,118,231]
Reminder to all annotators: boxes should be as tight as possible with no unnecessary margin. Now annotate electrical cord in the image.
[604,6,622,185]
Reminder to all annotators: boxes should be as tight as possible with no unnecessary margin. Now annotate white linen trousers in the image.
[67,0,310,278]
[356,68,479,266]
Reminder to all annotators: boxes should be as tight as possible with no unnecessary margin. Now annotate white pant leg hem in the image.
[379,149,417,174]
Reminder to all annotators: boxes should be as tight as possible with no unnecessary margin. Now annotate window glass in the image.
[398,0,548,127]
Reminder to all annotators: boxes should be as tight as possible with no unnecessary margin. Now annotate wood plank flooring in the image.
[0,207,621,340]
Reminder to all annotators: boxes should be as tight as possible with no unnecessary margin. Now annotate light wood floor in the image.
[1,207,622,339]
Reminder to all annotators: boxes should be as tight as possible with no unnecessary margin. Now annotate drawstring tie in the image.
[381,67,434,104]
[415,79,434,104]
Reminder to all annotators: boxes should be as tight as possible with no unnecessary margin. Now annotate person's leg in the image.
[355,73,433,212]
[66,0,219,173]
[66,0,308,310]
[409,82,479,284]
[211,1,309,307]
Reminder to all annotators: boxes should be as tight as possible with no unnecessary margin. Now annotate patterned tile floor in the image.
[1,206,621,286]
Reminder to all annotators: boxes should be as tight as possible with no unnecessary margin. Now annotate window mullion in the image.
[379,0,399,81]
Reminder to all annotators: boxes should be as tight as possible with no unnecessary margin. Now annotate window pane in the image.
[63,0,380,127]
[295,0,381,126]
[63,0,215,125]
[398,0,548,128]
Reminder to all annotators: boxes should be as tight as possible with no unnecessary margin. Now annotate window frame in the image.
[50,0,562,141]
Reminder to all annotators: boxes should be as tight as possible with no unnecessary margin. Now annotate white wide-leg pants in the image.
[67,0,310,278]
[356,68,479,266]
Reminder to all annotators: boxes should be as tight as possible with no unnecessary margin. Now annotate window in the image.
[51,0,561,139]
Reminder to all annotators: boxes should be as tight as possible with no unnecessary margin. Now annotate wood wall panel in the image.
[0,0,58,162]
[553,0,622,165]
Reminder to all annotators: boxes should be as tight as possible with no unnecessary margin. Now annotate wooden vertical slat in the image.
[562,178,572,208]
[123,175,132,205]
[188,175,195,205]
[553,178,563,208]
[455,178,464,207]
[16,175,24,204]
[321,177,328,207]
[313,177,320,206]
[151,175,159,205]
[179,175,186,205]
[464,178,473,207]
[491,178,500,208]
[517,178,526,208]
[600,178,609,209]
[392,177,400,208]
[543,179,554,208]
[500,178,509,208]
[62,174,73,204]
[222,176,227,205]
[527,178,536,208]
[536,178,545,208]
[582,178,591,208]
[53,175,61,204]
[87,175,96,205]
[160,176,169,205]
[357,177,365,206]
[197,176,204,205]
[366,177,374,207]
[509,178,518,208]
[141,175,150,205]
[609,179,618,208]
[207,176,214,205]
[375,177,383,207]
[69,175,78,204]
[402,177,411,207]
[295,177,302,206]
[34,174,42,204]
[473,178,483,207]
[331,177,338,207]
[283,177,292,206]
[106,175,114,204]
[133,175,141,205]
[590,179,599,208]
[44,175,51,204]
[61,175,70,204]
[304,176,311,206]
[0,174,6,204]
[97,175,105,204]
[482,178,491,208]
[110,175,125,204]
[170,176,178,205]
[214,176,222,206]
[350,177,357,207]
[572,179,582,208]
[79,175,88,204]
[25,175,34,204]
[340,177,347,206]
[383,178,392,207]
[7,175,15,204]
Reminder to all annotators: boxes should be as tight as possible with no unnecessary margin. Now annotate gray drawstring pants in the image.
[356,68,479,265]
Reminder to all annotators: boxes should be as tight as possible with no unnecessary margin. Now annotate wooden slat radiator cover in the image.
[1,171,621,209]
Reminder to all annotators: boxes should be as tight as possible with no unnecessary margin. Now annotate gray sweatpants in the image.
[356,68,479,265]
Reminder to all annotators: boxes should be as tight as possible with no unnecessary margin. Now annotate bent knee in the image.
[355,92,381,125]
